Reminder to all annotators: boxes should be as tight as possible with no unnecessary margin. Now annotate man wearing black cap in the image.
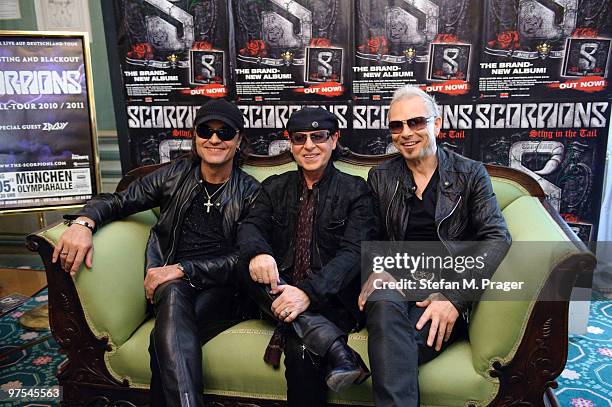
[54,99,260,407]
[238,107,377,406]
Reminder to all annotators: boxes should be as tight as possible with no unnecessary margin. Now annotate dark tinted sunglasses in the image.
[288,130,333,145]
[388,116,435,134]
[196,124,238,141]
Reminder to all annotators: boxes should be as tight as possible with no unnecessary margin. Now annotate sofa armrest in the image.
[466,196,595,404]
[27,210,158,348]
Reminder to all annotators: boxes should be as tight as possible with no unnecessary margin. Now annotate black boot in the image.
[324,338,371,392]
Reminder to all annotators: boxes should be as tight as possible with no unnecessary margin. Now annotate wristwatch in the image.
[64,219,95,233]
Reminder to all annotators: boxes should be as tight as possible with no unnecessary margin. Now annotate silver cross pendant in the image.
[203,199,213,213]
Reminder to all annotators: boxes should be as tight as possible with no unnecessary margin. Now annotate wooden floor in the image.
[0,268,47,298]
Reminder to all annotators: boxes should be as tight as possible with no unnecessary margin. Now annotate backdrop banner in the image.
[106,1,612,242]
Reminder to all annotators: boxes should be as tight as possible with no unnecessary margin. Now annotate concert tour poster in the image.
[353,0,481,102]
[232,0,352,101]
[479,0,612,100]
[115,0,232,102]
[0,32,99,213]
[475,99,610,243]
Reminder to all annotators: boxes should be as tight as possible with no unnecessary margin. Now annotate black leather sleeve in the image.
[180,251,239,289]
[237,185,275,262]
[367,167,386,240]
[441,163,512,314]
[67,163,173,228]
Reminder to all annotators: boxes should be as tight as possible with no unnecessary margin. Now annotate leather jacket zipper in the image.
[385,180,400,239]
[313,185,322,267]
[164,181,201,266]
[436,196,462,255]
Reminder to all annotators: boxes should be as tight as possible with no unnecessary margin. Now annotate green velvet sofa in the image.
[26,151,595,406]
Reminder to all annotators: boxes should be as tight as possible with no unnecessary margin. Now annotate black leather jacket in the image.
[238,162,378,331]
[70,157,261,289]
[367,148,511,313]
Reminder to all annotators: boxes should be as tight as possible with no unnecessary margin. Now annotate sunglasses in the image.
[196,125,238,141]
[388,116,435,134]
[288,130,333,145]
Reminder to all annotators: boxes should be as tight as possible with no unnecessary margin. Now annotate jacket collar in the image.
[436,147,455,192]
[395,147,456,199]
[297,160,337,189]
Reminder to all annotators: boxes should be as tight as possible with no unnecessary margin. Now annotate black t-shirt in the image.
[175,181,231,261]
[405,169,440,241]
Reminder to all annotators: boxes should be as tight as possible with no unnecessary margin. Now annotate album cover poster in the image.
[237,102,352,155]
[126,103,199,165]
[115,0,232,102]
[0,34,98,212]
[232,0,352,101]
[479,0,612,100]
[475,100,610,242]
[353,0,481,102]
[346,102,474,156]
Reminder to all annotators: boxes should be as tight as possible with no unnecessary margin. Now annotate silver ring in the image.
[282,308,290,317]
[61,252,68,255]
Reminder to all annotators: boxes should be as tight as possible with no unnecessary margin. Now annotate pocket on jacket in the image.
[448,214,467,238]
[326,217,347,231]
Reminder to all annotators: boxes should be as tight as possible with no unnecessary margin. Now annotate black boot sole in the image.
[325,350,371,391]
[325,368,363,393]
[353,351,371,385]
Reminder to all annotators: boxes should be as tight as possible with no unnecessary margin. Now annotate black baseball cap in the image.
[194,99,245,132]
[287,107,338,133]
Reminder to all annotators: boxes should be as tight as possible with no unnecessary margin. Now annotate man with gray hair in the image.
[359,85,511,405]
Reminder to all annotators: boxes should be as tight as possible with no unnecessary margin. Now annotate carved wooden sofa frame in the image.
[26,151,595,406]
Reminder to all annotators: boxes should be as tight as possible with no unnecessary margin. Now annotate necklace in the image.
[203,179,230,213]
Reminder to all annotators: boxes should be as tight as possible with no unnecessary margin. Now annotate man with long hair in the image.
[54,99,260,407]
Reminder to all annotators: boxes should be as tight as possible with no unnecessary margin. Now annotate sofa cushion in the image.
[107,319,496,406]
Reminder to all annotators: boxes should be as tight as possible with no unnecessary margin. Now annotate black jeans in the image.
[148,280,239,407]
[366,300,467,407]
[239,272,346,406]
[284,332,328,407]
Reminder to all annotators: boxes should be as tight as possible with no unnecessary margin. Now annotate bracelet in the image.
[64,219,95,233]
[178,263,198,288]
